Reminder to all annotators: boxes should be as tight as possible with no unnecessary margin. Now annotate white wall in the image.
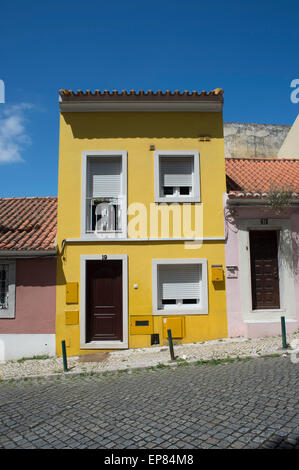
[0,334,56,362]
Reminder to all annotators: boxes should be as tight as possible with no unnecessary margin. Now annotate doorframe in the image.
[80,254,128,349]
[238,219,296,323]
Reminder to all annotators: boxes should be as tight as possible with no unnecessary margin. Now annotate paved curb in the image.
[0,349,291,383]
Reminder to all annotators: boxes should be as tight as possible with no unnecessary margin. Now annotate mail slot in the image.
[135,321,149,326]
[130,316,153,335]
[211,265,224,282]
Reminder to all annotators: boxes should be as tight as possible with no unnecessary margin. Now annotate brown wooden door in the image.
[250,230,280,310]
[86,260,123,342]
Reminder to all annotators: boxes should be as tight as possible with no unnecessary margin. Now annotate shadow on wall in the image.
[280,228,297,275]
[292,232,299,277]
[62,112,224,140]
[224,206,299,277]
[224,206,238,243]
[212,279,226,291]
[16,258,57,288]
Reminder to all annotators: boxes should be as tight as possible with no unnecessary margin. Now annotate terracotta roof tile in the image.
[226,158,299,199]
[0,197,57,252]
[59,88,224,98]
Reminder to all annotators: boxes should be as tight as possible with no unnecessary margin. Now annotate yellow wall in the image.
[56,111,228,356]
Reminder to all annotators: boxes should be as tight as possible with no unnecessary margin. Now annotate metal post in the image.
[281,316,288,349]
[61,340,68,371]
[167,329,175,361]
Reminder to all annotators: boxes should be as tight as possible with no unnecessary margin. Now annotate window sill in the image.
[155,197,201,204]
[153,308,208,316]
[0,313,15,319]
[81,232,127,240]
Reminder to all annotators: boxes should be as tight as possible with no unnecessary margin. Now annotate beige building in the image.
[278,114,299,159]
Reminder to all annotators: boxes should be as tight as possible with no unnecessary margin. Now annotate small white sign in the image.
[226,266,238,279]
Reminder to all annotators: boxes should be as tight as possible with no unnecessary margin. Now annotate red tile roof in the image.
[226,158,299,199]
[0,197,57,252]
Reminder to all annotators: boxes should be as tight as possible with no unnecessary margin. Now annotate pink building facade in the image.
[225,158,299,338]
[0,197,57,361]
[225,204,299,338]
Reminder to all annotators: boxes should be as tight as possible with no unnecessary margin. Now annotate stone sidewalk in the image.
[1,331,298,381]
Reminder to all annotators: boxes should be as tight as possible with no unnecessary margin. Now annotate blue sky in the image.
[0,0,299,197]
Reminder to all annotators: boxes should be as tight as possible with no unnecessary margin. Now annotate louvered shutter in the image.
[87,157,121,198]
[159,264,201,300]
[160,156,193,187]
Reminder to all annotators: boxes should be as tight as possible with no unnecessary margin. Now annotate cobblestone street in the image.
[0,356,298,449]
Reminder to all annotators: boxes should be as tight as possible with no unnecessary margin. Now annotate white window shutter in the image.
[88,157,121,198]
[159,264,201,300]
[160,156,193,187]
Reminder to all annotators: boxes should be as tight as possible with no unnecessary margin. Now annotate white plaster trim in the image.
[81,151,127,239]
[152,258,209,316]
[0,260,16,319]
[80,254,128,349]
[154,150,201,203]
[65,237,225,243]
[238,219,296,323]
[0,334,55,362]
[60,102,223,113]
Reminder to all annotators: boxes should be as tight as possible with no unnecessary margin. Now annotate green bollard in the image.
[167,329,176,361]
[281,316,288,349]
[61,340,68,371]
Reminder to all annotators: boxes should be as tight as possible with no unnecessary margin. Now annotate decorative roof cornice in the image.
[59,88,224,112]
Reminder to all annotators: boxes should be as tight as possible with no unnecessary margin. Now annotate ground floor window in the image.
[0,264,9,309]
[0,261,16,318]
[152,259,208,315]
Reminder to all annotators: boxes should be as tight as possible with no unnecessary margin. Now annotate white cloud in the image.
[0,103,33,164]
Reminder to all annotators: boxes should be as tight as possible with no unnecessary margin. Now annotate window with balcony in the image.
[82,152,127,238]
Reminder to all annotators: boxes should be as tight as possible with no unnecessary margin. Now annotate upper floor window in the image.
[154,151,200,203]
[82,151,127,238]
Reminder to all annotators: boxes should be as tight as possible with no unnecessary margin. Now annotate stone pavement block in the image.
[0,357,298,449]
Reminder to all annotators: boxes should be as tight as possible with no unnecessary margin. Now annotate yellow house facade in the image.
[56,89,228,356]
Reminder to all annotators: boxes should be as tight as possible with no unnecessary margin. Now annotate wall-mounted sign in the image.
[226,266,239,278]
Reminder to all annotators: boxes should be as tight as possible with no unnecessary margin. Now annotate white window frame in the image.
[0,260,16,319]
[81,151,127,239]
[152,259,208,315]
[154,150,200,203]
[80,254,128,349]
